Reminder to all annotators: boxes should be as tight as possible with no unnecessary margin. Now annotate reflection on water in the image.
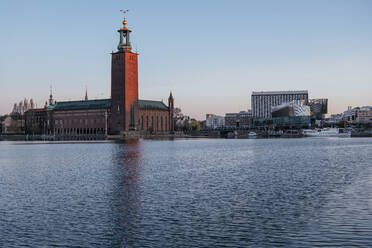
[110,140,142,247]
[1,138,372,247]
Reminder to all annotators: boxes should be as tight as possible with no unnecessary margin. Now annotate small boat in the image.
[248,132,257,137]
[303,128,350,137]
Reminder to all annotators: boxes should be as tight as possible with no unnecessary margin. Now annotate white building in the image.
[206,114,225,129]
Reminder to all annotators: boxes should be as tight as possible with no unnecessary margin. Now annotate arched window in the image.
[161,116,163,131]
[156,116,159,131]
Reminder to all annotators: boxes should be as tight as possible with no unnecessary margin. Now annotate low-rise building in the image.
[341,106,372,124]
[206,114,225,129]
[24,108,48,135]
[355,108,372,123]
[225,110,252,129]
[1,114,24,134]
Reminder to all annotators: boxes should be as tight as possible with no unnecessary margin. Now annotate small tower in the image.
[117,17,132,52]
[49,86,54,106]
[168,91,174,132]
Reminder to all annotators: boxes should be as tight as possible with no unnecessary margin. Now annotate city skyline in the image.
[1,0,371,120]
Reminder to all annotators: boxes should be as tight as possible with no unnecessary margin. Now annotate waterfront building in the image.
[24,17,174,137]
[24,108,47,135]
[206,114,215,119]
[206,114,225,129]
[355,108,372,123]
[225,110,252,129]
[342,106,372,124]
[271,100,311,128]
[1,114,23,134]
[251,90,308,119]
[325,114,343,125]
[308,99,328,119]
[271,100,310,118]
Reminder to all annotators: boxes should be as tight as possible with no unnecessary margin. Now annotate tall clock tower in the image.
[110,18,138,134]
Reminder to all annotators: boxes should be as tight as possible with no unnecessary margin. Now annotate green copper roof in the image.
[45,99,168,111]
[49,99,111,111]
[138,99,169,111]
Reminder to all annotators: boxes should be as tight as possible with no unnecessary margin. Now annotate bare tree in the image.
[30,99,35,109]
[12,103,18,114]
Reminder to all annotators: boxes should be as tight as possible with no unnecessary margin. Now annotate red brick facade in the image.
[138,109,170,132]
[110,51,139,134]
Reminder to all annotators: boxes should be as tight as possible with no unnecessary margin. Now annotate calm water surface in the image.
[1,138,372,247]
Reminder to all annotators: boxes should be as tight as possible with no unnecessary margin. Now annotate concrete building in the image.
[251,90,308,119]
[225,110,252,129]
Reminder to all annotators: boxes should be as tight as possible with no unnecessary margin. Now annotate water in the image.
[1,138,372,247]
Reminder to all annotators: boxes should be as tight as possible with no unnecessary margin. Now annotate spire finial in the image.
[49,85,54,105]
[120,9,129,30]
[85,85,88,101]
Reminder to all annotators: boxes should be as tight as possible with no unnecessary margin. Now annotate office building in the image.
[251,90,308,119]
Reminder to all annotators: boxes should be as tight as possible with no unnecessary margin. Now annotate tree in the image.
[173,107,182,118]
[191,120,201,131]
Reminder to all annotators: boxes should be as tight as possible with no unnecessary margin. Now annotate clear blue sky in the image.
[1,0,371,120]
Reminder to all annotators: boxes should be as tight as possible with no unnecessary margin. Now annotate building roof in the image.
[45,98,168,112]
[48,99,111,111]
[252,90,308,96]
[138,99,168,111]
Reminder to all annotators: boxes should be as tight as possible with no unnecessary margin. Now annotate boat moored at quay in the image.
[303,128,351,137]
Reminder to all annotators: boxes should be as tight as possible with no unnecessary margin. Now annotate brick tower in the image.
[110,17,138,134]
[168,91,174,132]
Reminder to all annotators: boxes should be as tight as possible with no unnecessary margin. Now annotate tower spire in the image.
[117,10,132,52]
[49,85,54,106]
[85,86,88,101]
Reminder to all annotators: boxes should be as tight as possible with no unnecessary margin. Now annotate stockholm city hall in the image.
[24,17,175,137]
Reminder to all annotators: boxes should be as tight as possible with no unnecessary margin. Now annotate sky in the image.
[0,0,371,120]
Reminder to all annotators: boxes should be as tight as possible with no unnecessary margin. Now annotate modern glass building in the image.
[251,90,308,119]
[308,99,328,119]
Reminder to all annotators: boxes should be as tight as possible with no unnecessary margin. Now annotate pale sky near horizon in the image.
[1,0,371,120]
